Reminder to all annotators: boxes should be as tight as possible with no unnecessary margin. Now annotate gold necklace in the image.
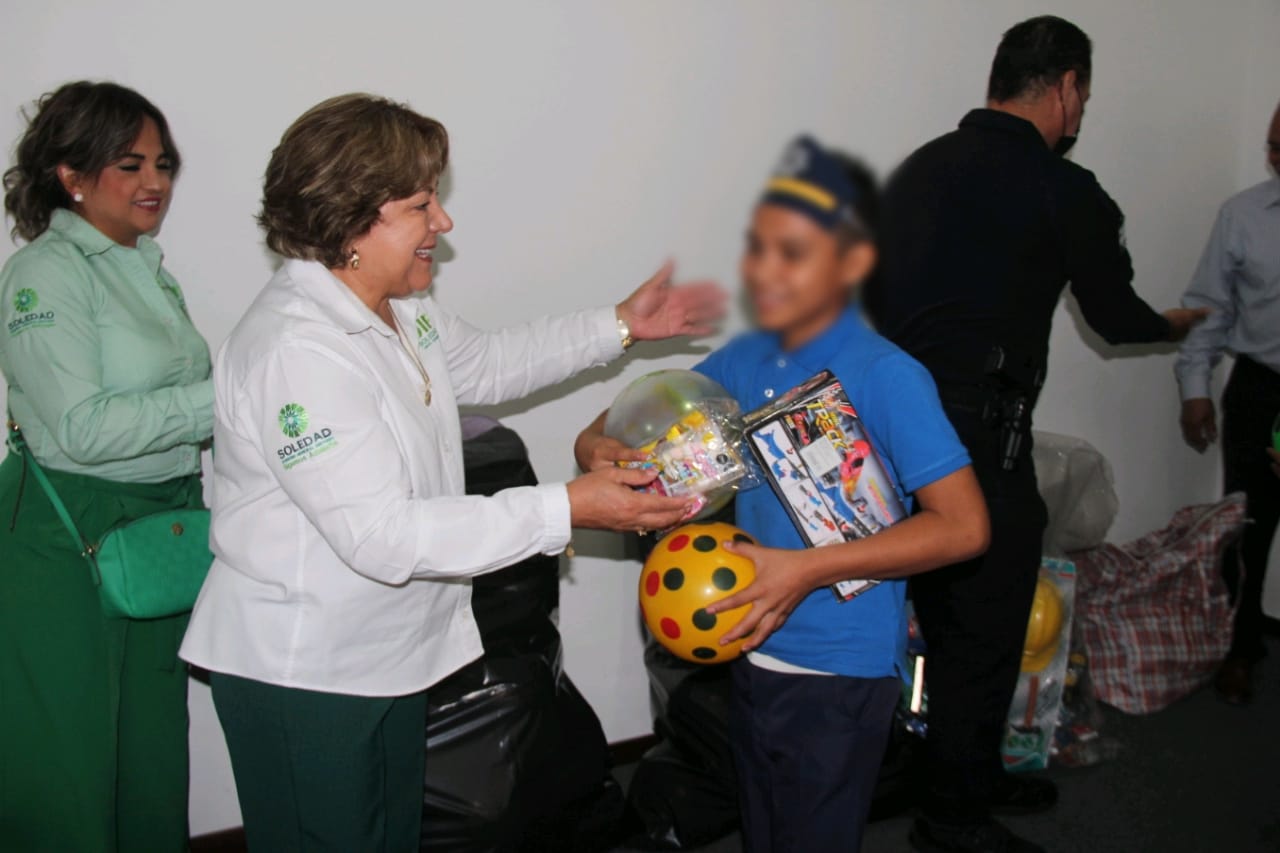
[391,314,433,406]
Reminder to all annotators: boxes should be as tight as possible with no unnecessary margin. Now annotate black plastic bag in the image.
[626,642,739,850]
[625,506,741,851]
[420,421,624,852]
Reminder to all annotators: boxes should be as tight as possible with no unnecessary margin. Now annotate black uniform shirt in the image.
[868,109,1170,392]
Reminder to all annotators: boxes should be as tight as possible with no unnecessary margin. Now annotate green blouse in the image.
[0,209,212,483]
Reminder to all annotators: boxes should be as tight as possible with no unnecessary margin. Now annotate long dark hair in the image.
[3,81,182,242]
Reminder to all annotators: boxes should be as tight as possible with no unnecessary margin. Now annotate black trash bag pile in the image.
[420,421,625,853]
[626,640,739,850]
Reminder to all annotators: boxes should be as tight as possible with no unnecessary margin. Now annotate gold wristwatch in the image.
[617,313,635,350]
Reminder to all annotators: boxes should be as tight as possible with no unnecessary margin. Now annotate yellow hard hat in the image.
[1022,577,1064,673]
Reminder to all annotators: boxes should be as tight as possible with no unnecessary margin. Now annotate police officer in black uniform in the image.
[867,16,1208,853]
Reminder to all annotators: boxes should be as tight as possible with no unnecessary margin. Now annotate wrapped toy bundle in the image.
[603,369,752,521]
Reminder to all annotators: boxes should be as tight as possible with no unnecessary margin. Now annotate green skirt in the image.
[0,453,202,853]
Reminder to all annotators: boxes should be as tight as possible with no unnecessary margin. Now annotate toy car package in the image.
[743,371,908,602]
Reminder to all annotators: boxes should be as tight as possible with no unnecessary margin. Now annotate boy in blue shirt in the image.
[576,138,989,852]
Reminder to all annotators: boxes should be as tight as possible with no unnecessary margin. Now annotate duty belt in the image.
[937,383,1034,473]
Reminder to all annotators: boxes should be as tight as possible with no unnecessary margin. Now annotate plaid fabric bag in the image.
[1070,493,1247,714]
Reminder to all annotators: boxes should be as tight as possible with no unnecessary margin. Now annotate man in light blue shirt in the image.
[1175,101,1280,704]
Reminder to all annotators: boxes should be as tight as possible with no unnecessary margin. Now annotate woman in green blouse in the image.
[0,82,210,852]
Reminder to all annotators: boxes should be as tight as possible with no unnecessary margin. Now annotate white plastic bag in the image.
[1032,431,1120,556]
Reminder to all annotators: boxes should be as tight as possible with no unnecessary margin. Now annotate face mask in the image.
[1053,82,1082,157]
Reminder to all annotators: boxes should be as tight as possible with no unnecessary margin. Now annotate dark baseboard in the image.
[607,732,660,766]
[189,825,246,851]
[189,733,661,849]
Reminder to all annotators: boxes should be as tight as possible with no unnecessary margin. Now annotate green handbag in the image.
[7,419,213,620]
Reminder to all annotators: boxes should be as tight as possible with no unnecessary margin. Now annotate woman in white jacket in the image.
[180,93,723,852]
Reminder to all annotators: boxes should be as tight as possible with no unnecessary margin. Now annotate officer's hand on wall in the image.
[1162,307,1211,342]
[1180,398,1218,453]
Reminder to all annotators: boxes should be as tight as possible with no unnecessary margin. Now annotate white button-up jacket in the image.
[180,259,621,696]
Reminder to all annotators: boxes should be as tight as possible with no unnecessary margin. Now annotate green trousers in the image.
[210,672,427,853]
[0,455,198,853]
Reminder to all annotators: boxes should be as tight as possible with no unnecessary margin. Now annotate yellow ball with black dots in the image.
[640,522,757,664]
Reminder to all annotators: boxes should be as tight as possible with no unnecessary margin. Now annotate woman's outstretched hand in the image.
[616,261,727,342]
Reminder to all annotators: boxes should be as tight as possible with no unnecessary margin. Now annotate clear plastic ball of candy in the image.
[604,369,748,521]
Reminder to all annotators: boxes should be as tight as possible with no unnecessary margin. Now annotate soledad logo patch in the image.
[7,288,55,336]
[275,403,337,469]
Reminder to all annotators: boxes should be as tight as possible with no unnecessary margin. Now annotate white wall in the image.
[1,0,1276,835]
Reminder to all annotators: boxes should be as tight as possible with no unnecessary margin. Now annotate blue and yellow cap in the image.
[760,136,860,232]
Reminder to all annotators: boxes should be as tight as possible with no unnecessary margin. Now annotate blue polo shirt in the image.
[695,305,970,677]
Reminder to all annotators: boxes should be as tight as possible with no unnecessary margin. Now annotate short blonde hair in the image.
[258,94,448,268]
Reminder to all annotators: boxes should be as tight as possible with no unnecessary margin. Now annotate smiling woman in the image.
[257,94,448,270]
[178,92,727,851]
[0,82,211,853]
[256,95,459,383]
[4,81,182,245]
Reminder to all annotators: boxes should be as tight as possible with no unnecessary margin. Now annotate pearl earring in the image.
[73,192,84,203]
[349,248,360,270]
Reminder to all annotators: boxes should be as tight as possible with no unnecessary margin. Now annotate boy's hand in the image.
[574,430,647,472]
[706,540,816,652]
[616,260,726,342]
